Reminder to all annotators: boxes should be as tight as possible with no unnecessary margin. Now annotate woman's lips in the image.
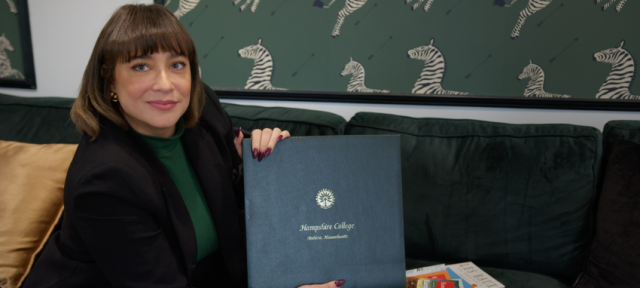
[148,100,177,110]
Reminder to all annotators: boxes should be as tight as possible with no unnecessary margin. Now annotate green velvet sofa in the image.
[1,92,636,288]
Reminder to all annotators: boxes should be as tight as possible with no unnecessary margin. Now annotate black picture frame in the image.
[215,88,640,112]
[0,0,36,89]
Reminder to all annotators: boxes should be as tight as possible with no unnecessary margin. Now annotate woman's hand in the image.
[233,127,290,161]
[299,280,346,288]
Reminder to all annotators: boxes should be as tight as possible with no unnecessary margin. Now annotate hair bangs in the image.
[103,5,194,64]
[118,29,192,64]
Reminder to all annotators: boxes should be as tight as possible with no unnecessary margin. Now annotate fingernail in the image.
[258,152,264,162]
[335,280,346,287]
[253,148,258,159]
[236,127,242,137]
[277,135,283,141]
[264,148,272,158]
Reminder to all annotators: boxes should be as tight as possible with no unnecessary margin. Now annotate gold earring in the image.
[110,92,118,102]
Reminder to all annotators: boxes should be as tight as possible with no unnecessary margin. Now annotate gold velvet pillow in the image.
[0,140,77,288]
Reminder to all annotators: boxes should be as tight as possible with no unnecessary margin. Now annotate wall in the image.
[0,0,154,98]
[1,0,639,131]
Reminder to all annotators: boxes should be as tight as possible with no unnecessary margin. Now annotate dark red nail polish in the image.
[335,280,346,287]
[258,152,263,162]
[277,135,283,141]
[253,148,258,159]
[264,148,272,158]
[236,127,242,137]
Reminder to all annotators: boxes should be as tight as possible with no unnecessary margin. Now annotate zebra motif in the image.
[517,60,571,98]
[594,41,639,100]
[407,38,469,95]
[340,57,389,93]
[238,38,287,90]
[6,0,17,13]
[325,0,368,37]
[508,0,552,39]
[233,0,263,13]
[0,34,24,79]
[596,0,628,12]
[405,0,435,12]
[165,0,200,19]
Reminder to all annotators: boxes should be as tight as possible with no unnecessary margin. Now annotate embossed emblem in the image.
[316,189,335,209]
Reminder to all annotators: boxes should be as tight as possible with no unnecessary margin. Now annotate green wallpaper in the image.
[167,0,640,99]
[0,0,25,80]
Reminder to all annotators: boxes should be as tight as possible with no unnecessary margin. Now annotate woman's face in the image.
[111,51,191,138]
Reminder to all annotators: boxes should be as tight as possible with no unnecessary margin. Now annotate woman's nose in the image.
[153,68,172,91]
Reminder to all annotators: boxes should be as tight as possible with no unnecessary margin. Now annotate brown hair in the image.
[71,4,204,139]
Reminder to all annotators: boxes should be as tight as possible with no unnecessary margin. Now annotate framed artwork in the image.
[0,0,35,89]
[161,0,640,111]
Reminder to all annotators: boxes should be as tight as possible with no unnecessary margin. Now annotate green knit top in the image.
[136,121,219,262]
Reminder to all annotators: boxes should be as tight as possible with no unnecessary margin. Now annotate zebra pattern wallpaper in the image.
[0,0,24,81]
[341,57,389,93]
[594,41,638,99]
[165,0,640,100]
[408,38,469,95]
[238,38,288,90]
[517,60,570,98]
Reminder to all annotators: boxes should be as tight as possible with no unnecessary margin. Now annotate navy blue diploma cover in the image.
[242,135,405,288]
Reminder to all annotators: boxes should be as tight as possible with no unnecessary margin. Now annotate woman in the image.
[24,4,344,288]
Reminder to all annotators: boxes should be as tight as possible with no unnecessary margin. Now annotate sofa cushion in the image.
[346,112,602,283]
[574,139,640,287]
[0,93,80,144]
[602,120,640,174]
[0,140,77,288]
[221,102,346,136]
[406,258,569,288]
[602,120,640,151]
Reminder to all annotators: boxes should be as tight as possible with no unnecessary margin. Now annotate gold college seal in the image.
[316,189,335,209]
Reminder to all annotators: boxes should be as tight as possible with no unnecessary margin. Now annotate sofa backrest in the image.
[0,93,80,144]
[0,95,347,145]
[602,120,640,160]
[345,112,603,282]
[222,102,347,136]
[221,103,346,136]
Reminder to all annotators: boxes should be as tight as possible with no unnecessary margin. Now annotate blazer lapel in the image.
[118,124,199,280]
[182,124,247,283]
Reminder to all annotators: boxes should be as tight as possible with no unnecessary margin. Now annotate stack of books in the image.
[406,262,505,288]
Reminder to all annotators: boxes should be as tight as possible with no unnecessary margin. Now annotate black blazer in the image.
[24,86,248,288]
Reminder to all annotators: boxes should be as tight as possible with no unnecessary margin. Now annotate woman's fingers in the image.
[298,280,346,288]
[251,129,261,159]
[280,130,291,141]
[234,127,244,158]
[259,128,273,161]
[251,128,291,162]
[251,128,272,161]
[263,128,291,160]
[264,128,282,158]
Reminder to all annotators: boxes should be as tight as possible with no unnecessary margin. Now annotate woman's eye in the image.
[172,62,186,69]
[133,64,148,71]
